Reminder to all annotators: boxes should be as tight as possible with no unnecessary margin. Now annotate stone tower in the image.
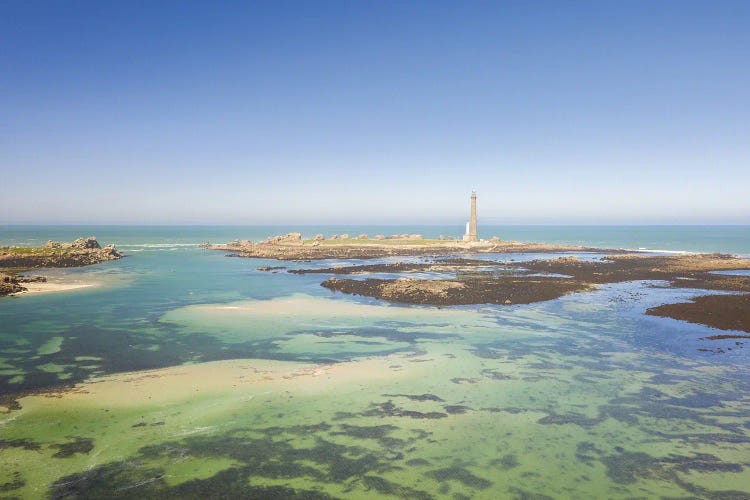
[464,191,479,242]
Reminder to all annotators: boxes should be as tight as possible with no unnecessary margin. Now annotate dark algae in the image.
[50,462,337,500]
[426,466,493,490]
[51,437,95,458]
[647,294,750,333]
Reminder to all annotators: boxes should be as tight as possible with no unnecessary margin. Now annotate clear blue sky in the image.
[2,1,748,224]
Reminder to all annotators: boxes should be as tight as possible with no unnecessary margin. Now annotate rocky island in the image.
[0,237,123,296]
[204,232,619,260]
[209,233,750,337]
[320,253,750,335]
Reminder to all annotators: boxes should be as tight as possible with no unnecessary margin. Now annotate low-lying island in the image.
[0,237,124,296]
[208,233,750,336]
[203,232,618,260]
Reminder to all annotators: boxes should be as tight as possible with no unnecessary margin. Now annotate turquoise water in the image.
[1,226,749,498]
[2,224,749,255]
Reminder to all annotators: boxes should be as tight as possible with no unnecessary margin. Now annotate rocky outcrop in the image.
[647,295,750,333]
[0,273,47,296]
[1,273,25,295]
[261,233,302,245]
[316,253,750,329]
[322,276,592,306]
[206,235,608,261]
[45,236,102,250]
[0,237,123,270]
[101,244,121,258]
[70,236,101,249]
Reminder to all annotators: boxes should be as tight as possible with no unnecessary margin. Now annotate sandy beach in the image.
[13,279,96,296]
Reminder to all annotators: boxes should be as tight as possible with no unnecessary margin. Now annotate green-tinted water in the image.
[1,227,749,498]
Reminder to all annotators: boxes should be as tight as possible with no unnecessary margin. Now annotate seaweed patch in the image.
[425,466,492,489]
[51,437,94,459]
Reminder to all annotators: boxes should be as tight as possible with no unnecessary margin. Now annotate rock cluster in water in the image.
[45,236,102,249]
[0,274,46,295]
[0,237,124,292]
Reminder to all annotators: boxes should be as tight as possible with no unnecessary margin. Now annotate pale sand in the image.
[161,294,493,344]
[10,269,131,297]
[12,355,411,412]
[186,293,469,318]
[16,281,95,295]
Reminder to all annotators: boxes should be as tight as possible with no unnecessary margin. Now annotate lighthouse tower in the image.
[463,191,479,242]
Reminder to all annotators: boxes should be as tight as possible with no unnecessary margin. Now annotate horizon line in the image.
[2,223,749,228]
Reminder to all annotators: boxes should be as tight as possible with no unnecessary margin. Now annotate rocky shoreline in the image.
[322,276,595,306]
[0,237,123,296]
[306,253,750,334]
[209,233,750,335]
[0,274,47,296]
[647,295,750,335]
[204,232,622,261]
[317,253,749,303]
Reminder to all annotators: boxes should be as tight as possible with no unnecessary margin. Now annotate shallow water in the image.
[1,227,749,498]
[710,269,750,276]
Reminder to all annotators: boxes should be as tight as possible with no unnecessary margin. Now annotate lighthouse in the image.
[463,191,479,242]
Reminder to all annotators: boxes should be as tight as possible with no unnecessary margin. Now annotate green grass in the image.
[0,247,45,255]
[0,246,75,255]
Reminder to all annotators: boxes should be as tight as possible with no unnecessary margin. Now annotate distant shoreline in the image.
[2,225,749,257]
[204,232,629,261]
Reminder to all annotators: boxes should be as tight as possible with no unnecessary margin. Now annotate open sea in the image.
[1,225,749,499]
[2,225,750,256]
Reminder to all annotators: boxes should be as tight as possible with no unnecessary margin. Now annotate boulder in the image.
[102,244,123,258]
[70,237,101,249]
[262,233,302,245]
[375,235,385,240]
[340,234,350,240]
[410,234,423,239]
[330,234,339,240]
[314,234,325,241]
[44,240,62,249]
[357,234,368,240]
[491,236,502,243]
